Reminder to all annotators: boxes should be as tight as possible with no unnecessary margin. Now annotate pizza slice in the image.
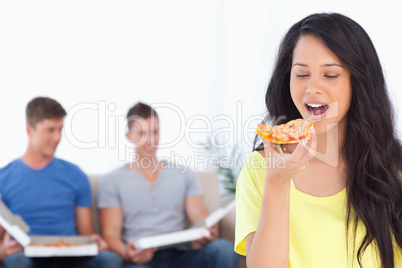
[256,119,314,144]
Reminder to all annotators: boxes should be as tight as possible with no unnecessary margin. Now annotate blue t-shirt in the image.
[0,158,92,235]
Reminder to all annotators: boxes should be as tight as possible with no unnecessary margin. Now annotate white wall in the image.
[0,0,400,174]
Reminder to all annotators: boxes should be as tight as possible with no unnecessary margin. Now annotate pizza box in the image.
[133,227,211,250]
[25,236,98,257]
[0,198,98,257]
[133,197,236,250]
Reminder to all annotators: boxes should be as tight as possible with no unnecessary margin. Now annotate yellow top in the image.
[235,151,402,268]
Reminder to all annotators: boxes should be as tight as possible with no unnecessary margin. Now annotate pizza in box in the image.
[29,241,90,247]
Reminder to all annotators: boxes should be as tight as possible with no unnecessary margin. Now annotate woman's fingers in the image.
[262,138,284,161]
[303,128,317,160]
[291,128,317,162]
[262,138,276,154]
[262,128,317,181]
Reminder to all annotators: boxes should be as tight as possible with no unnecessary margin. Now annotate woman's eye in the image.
[324,75,339,79]
[296,74,309,78]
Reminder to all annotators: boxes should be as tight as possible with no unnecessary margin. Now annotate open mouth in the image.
[305,103,329,116]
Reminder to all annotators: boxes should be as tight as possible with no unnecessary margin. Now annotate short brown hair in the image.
[26,97,67,127]
[126,102,158,130]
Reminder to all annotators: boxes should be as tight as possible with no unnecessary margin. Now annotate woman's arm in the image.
[246,176,291,268]
[246,131,316,268]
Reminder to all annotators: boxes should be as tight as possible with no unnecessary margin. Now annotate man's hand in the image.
[90,233,109,252]
[192,223,218,248]
[0,232,23,259]
[126,240,156,265]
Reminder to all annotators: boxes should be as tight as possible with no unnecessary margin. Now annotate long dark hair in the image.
[254,13,402,267]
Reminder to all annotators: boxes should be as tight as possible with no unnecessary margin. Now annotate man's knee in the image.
[203,239,239,266]
[3,253,33,268]
[93,250,123,268]
[205,239,234,254]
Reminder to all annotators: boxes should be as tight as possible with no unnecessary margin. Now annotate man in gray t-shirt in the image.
[97,102,238,268]
[98,164,202,243]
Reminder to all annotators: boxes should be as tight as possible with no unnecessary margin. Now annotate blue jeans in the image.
[123,239,239,268]
[3,250,122,268]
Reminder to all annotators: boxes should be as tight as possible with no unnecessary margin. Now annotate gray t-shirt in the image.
[97,163,203,243]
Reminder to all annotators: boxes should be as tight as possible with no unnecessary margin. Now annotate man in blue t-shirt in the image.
[0,97,122,268]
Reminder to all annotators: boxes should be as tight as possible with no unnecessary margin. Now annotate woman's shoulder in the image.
[247,150,266,161]
[239,150,266,177]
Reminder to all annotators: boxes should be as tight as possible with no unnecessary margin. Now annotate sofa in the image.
[88,171,247,268]
[0,172,246,267]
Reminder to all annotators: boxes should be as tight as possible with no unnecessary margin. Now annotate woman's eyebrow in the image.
[322,63,343,67]
[292,63,343,67]
[292,63,308,67]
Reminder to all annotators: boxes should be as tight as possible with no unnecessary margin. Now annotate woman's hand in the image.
[263,128,317,188]
[246,129,317,268]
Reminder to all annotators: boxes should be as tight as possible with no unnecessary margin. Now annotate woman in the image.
[235,13,402,268]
